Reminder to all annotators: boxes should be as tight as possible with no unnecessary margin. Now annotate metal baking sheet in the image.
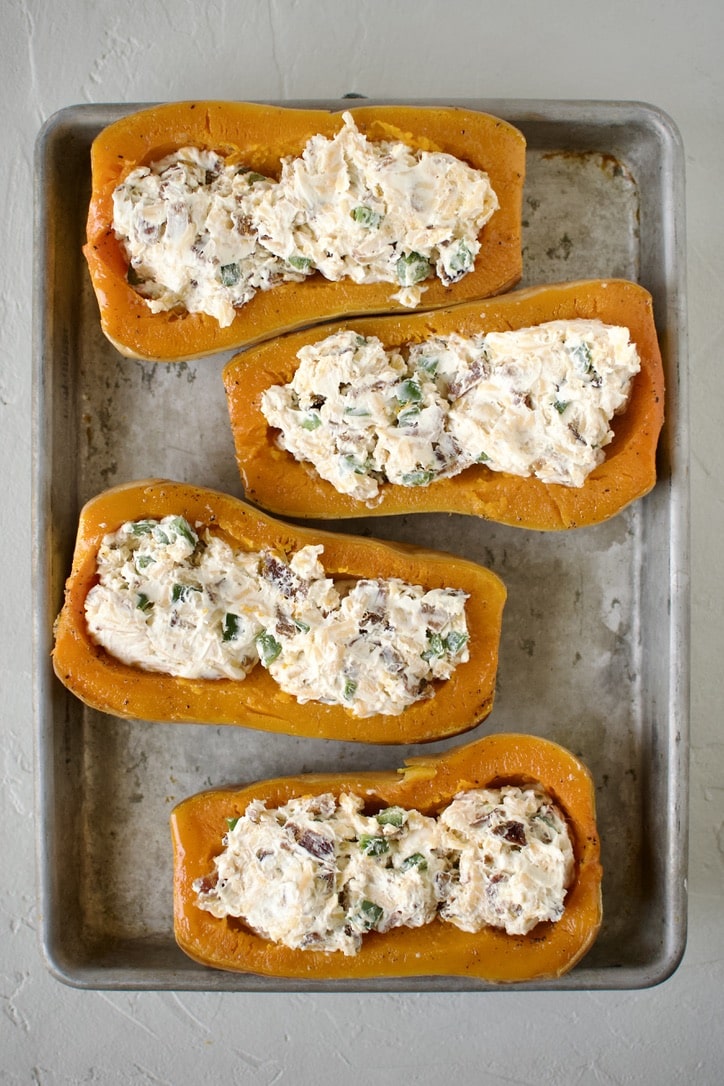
[32,99,689,990]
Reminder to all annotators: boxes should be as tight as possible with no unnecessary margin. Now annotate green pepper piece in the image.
[397,378,423,404]
[351,206,382,228]
[400,468,435,487]
[343,678,358,701]
[376,806,405,828]
[421,632,445,661]
[569,342,593,373]
[554,400,570,415]
[416,355,439,377]
[169,516,198,548]
[358,834,389,857]
[444,630,468,655]
[288,254,313,272]
[397,404,421,426]
[355,899,384,930]
[136,592,153,613]
[172,583,200,604]
[300,411,322,431]
[400,852,428,872]
[222,613,241,642]
[256,631,282,666]
[130,519,156,536]
[396,251,431,286]
[448,240,474,276]
[220,262,241,287]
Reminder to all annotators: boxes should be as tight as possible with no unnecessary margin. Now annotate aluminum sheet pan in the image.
[32,99,689,991]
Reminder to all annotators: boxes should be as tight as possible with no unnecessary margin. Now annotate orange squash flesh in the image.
[84,100,526,362]
[51,479,506,744]
[224,278,665,529]
[171,732,602,982]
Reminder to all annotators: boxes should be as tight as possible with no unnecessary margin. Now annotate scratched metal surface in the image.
[32,99,689,990]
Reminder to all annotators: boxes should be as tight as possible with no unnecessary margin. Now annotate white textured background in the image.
[4,0,723,1081]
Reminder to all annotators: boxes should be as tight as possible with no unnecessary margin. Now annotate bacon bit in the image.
[493,820,527,847]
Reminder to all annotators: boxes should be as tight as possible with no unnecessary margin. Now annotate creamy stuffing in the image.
[84,516,469,717]
[260,320,641,499]
[112,112,498,325]
[194,785,574,954]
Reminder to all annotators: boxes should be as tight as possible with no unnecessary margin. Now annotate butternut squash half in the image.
[171,732,602,982]
[84,100,525,362]
[52,479,506,744]
[225,278,665,530]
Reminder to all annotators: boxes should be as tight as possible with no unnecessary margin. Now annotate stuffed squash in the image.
[84,100,525,361]
[224,277,665,529]
[171,732,602,982]
[52,479,506,744]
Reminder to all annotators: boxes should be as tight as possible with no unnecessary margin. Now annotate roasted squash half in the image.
[224,278,665,529]
[171,732,602,982]
[84,100,525,362]
[52,479,506,744]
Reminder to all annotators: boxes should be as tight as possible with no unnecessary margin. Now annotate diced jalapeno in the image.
[222,613,241,642]
[416,355,439,377]
[400,852,428,872]
[358,834,389,857]
[475,451,491,463]
[294,618,311,634]
[172,583,199,604]
[136,592,153,613]
[400,468,435,487]
[256,631,282,667]
[376,806,405,828]
[300,411,322,431]
[226,816,240,831]
[169,517,198,548]
[354,899,384,930]
[343,454,370,476]
[554,400,570,415]
[220,262,241,287]
[444,630,469,655]
[397,404,421,426]
[397,378,423,404]
[242,170,267,185]
[288,254,313,272]
[344,405,371,417]
[130,520,155,536]
[569,341,593,373]
[448,240,474,276]
[135,554,154,569]
[351,205,382,228]
[343,678,358,701]
[396,251,431,286]
[421,632,445,661]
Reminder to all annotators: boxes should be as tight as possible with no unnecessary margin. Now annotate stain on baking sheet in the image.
[521,150,639,286]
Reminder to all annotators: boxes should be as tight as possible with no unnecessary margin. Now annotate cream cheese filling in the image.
[84,516,469,718]
[260,320,641,500]
[112,112,498,326]
[193,786,574,954]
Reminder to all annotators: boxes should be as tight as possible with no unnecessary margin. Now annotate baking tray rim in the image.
[31,96,690,992]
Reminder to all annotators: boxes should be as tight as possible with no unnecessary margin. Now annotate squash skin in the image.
[224,278,665,530]
[84,100,526,362]
[171,732,602,982]
[51,479,506,744]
